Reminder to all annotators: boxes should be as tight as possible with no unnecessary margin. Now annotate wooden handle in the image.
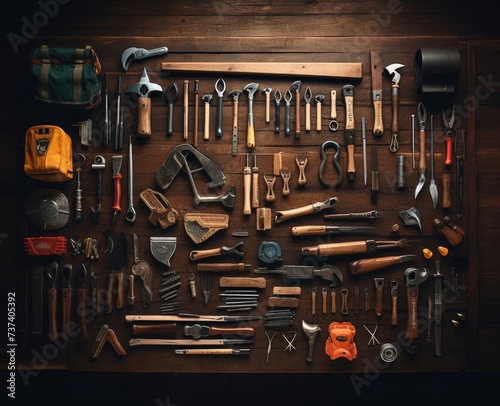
[296,158,307,186]
[405,285,420,338]
[445,137,453,166]
[311,289,316,315]
[391,84,399,135]
[373,99,383,136]
[116,273,124,310]
[128,274,135,305]
[265,92,270,123]
[190,247,221,261]
[220,277,266,289]
[349,255,406,274]
[62,288,72,336]
[251,169,259,208]
[331,290,336,313]
[346,143,355,177]
[305,102,311,131]
[196,263,248,272]
[132,323,177,336]
[316,102,322,131]
[434,219,462,246]
[204,102,210,140]
[48,287,57,341]
[330,90,337,119]
[273,286,301,295]
[209,327,255,337]
[183,80,189,140]
[112,173,122,213]
[375,286,383,317]
[269,296,300,308]
[77,289,88,342]
[137,96,152,137]
[391,294,398,326]
[243,166,251,215]
[232,99,239,134]
[419,129,426,170]
[247,123,255,148]
[292,225,326,236]
[442,173,451,208]
[322,288,327,314]
[301,240,368,256]
[345,94,354,129]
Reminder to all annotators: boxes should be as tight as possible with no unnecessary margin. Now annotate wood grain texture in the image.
[2,0,500,377]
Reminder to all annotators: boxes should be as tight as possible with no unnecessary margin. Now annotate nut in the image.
[392,224,399,233]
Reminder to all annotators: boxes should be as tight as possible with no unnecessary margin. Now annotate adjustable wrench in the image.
[404,267,429,340]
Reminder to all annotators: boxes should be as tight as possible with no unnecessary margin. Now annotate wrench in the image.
[274,89,282,134]
[290,80,301,138]
[91,155,105,221]
[404,267,429,340]
[215,78,226,138]
[284,89,292,136]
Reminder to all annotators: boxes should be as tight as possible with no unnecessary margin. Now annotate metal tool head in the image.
[302,320,321,337]
[215,78,226,96]
[262,87,272,95]
[442,106,455,129]
[121,46,169,71]
[315,94,325,103]
[243,83,259,99]
[385,63,405,84]
[184,324,207,339]
[165,82,178,103]
[417,102,427,130]
[228,89,242,101]
[150,236,177,267]
[274,89,282,102]
[112,155,122,176]
[303,86,312,103]
[46,261,58,286]
[125,68,163,98]
[399,207,422,230]
[201,94,212,104]
[404,267,429,286]
[291,80,302,93]
[221,241,244,257]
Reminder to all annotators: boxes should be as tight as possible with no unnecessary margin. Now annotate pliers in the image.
[165,82,178,136]
[189,241,244,261]
[319,140,342,188]
[442,106,457,166]
[60,264,73,337]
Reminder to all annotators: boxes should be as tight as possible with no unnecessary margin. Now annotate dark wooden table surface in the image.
[1,0,500,403]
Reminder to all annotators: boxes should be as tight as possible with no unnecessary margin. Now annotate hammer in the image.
[385,63,405,152]
[126,68,163,137]
[244,83,259,148]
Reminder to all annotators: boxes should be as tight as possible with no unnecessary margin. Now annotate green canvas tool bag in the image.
[30,45,102,109]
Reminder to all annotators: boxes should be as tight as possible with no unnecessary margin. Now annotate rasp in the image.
[433,261,445,356]
[370,51,384,136]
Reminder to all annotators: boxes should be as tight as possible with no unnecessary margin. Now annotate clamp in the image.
[90,324,126,358]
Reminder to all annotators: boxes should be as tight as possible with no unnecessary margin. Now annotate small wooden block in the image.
[219,277,266,289]
[272,286,301,296]
[256,207,272,230]
[268,296,300,308]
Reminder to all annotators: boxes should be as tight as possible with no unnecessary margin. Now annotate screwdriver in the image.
[251,154,259,208]
[243,154,251,215]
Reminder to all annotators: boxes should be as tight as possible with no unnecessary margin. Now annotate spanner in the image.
[215,78,226,138]
[91,155,105,221]
[404,267,429,341]
[274,89,282,134]
[284,89,292,136]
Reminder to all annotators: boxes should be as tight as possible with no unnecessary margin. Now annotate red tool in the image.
[112,155,122,221]
[443,106,456,166]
